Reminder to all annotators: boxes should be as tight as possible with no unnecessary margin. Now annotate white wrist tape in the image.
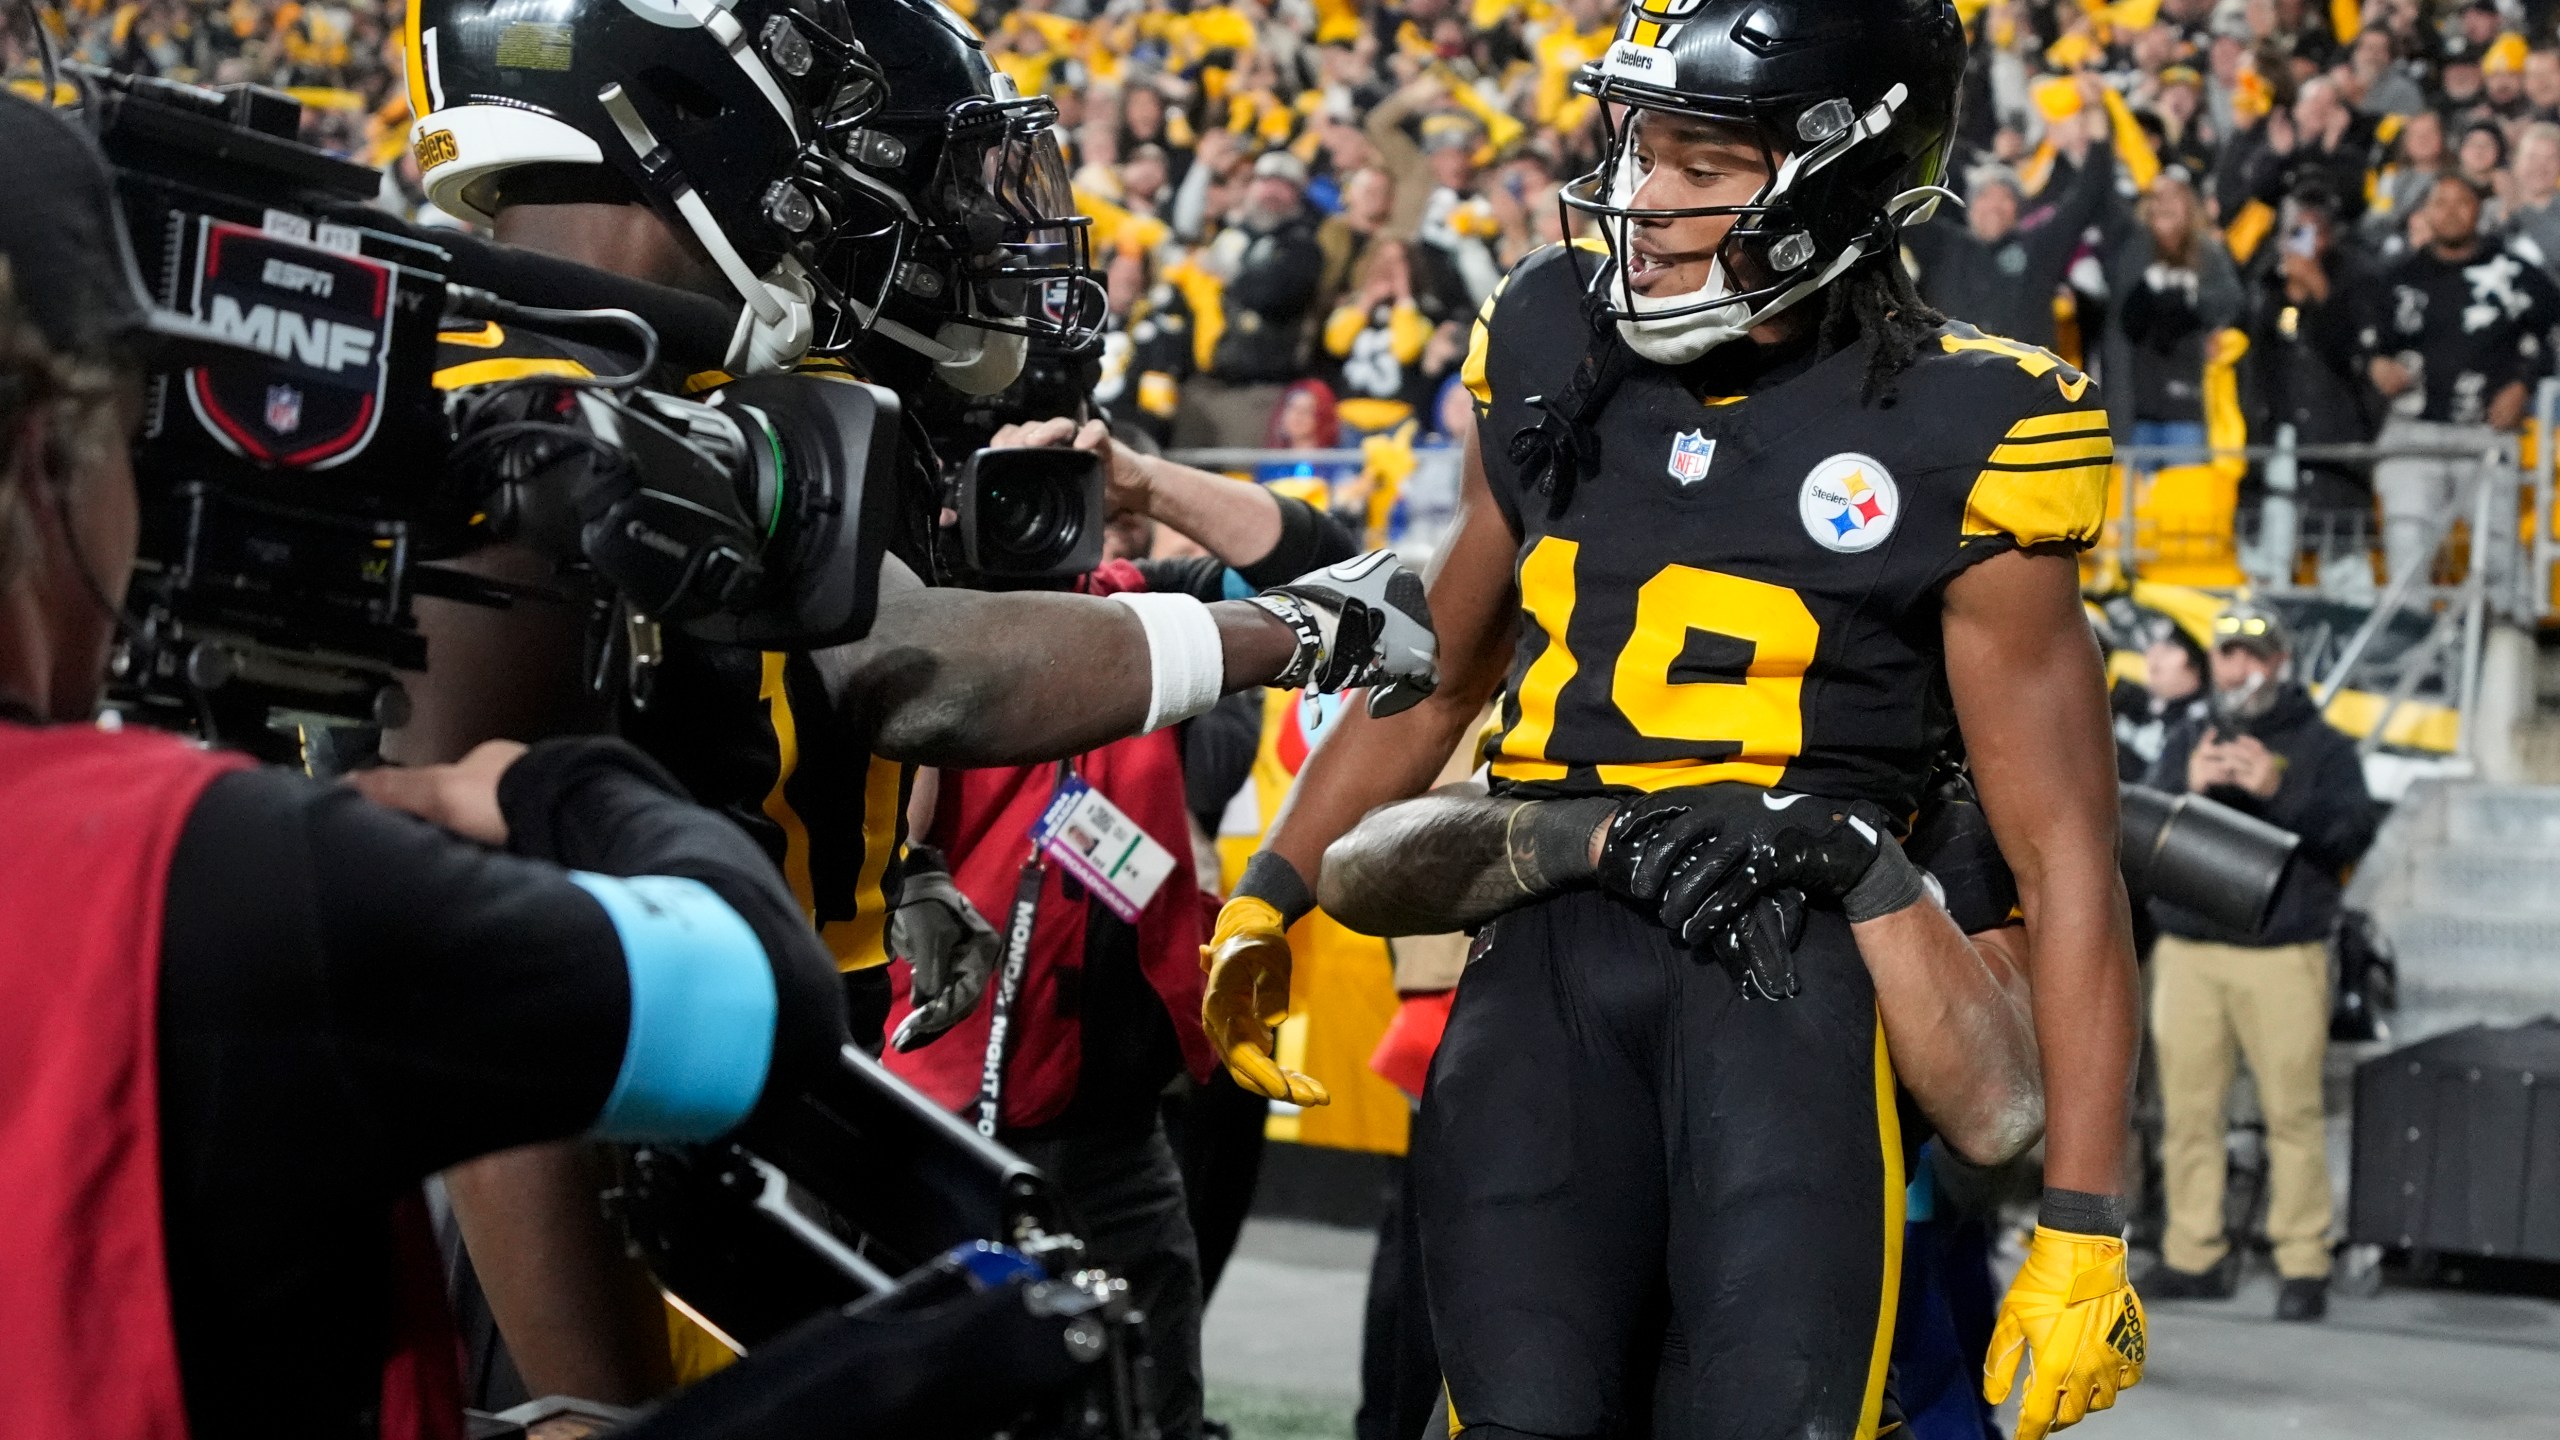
[1110,591,1228,734]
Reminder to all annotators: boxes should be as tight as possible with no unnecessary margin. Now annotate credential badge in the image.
[1666,429,1716,485]
[1799,453,1899,553]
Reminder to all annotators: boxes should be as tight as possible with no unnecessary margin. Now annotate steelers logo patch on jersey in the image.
[1799,454,1900,553]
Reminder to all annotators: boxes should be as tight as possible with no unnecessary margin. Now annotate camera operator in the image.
[0,92,848,1439]
[393,0,1436,1403]
[2140,602,2379,1320]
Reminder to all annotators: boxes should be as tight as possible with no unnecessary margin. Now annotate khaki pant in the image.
[2151,935,2334,1279]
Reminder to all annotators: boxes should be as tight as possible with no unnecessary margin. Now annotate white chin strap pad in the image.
[1617,257,1754,364]
[932,322,1029,395]
[727,288,815,373]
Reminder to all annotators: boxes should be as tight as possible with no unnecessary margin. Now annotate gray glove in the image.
[1249,549,1440,715]
[888,847,1003,1052]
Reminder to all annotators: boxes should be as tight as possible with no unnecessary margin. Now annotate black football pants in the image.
[1413,889,1905,1440]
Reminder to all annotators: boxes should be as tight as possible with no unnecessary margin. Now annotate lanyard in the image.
[974,762,1075,1138]
[974,859,1045,1139]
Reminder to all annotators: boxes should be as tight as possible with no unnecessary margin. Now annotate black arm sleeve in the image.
[1243,492,1362,582]
[1129,493,1368,600]
[497,736,849,1101]
[1185,688,1265,834]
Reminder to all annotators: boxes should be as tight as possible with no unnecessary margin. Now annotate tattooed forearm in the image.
[1320,789,1615,936]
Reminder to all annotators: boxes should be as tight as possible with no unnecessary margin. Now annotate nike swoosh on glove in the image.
[1249,550,1439,715]
[1200,896,1331,1106]
[1596,784,1887,998]
[1983,1227,2147,1440]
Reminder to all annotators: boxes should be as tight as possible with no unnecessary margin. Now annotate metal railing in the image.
[1166,448,1372,470]
[2109,436,2524,607]
[1181,411,2560,764]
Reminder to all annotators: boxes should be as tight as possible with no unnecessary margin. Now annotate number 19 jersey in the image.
[1465,243,2112,817]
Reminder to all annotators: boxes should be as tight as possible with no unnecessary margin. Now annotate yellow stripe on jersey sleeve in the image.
[1963,409,2114,547]
[1964,464,2112,546]
[432,355,594,389]
[2002,408,2108,439]
[1986,434,2114,467]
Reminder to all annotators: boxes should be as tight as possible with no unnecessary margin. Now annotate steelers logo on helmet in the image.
[1798,453,1899,553]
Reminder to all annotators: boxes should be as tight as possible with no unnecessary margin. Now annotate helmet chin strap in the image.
[866,301,1030,395]
[598,84,814,373]
[1613,241,1868,364]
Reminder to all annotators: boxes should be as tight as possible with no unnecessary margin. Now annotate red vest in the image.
[0,723,461,1440]
[884,563,1218,1129]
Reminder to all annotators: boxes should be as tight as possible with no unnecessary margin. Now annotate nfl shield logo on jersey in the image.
[264,384,303,437]
[1666,429,1716,485]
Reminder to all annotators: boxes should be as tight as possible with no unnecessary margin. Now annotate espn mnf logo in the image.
[182,218,396,469]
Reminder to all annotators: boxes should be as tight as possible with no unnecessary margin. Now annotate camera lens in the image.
[982,471,1078,568]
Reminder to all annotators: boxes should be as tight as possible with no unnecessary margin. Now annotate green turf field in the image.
[1205,1383,1355,1440]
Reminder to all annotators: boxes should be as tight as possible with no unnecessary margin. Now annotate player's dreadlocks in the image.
[1815,250,1945,404]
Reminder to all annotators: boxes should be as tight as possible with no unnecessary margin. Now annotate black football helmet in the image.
[1562,0,1966,348]
[824,0,1102,396]
[406,0,908,371]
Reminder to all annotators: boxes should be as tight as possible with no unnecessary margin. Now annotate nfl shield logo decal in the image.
[1666,429,1716,485]
[182,217,394,470]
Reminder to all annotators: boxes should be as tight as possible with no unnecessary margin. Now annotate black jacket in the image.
[1904,150,2115,350]
[1209,214,1325,384]
[2146,684,2381,945]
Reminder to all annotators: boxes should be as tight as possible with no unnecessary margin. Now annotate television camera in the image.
[75,66,901,753]
[56,64,1150,1438]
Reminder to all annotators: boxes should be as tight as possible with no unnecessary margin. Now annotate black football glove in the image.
[1596,784,1895,999]
[888,847,1003,1053]
[1702,886,1808,1001]
[1249,550,1439,715]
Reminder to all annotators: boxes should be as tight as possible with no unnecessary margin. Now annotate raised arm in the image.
[815,556,1300,767]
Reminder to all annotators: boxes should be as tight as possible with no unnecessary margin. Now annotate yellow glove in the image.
[1982,1227,2147,1440]
[1199,896,1331,1106]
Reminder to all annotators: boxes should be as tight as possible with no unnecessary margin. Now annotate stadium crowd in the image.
[21,0,2560,570]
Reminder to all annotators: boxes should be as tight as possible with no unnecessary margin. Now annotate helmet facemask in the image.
[1562,71,1946,363]
[817,90,1103,393]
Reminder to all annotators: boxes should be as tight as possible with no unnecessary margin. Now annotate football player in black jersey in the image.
[1205,3,2144,1438]
[387,0,1436,1405]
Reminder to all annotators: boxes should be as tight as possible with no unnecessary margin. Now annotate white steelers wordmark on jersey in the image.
[1798,453,1900,553]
